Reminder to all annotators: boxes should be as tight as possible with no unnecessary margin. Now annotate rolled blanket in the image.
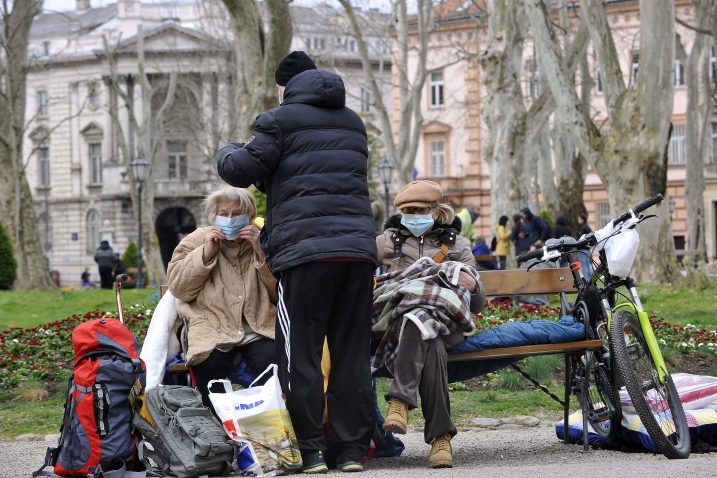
[372,257,479,370]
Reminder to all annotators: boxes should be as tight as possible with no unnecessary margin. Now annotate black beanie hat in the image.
[275,51,317,86]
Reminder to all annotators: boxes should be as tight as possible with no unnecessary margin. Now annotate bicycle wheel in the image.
[610,309,691,458]
[576,351,619,438]
[574,301,620,437]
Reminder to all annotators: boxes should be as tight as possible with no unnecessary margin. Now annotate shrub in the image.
[250,186,267,219]
[0,222,17,289]
[121,241,149,287]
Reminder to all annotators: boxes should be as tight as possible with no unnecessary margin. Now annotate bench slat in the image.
[446,340,603,362]
[479,267,575,296]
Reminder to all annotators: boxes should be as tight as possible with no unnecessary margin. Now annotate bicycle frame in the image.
[591,249,669,384]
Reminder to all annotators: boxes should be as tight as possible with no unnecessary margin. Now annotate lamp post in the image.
[130,153,149,289]
[378,158,394,218]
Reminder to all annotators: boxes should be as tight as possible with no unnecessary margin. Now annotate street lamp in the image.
[130,152,149,289]
[378,158,394,218]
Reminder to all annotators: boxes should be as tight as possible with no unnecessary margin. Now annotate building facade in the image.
[405,0,717,261]
[26,0,392,285]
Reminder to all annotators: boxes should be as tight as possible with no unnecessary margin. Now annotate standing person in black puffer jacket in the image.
[216,51,378,474]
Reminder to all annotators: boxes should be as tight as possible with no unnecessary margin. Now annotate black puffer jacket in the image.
[216,69,377,273]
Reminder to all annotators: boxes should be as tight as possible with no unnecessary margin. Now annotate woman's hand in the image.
[238,225,266,263]
[202,227,225,265]
[458,271,477,292]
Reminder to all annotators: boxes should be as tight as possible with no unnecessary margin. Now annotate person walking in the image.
[519,207,550,249]
[511,214,530,256]
[216,51,377,473]
[94,240,115,289]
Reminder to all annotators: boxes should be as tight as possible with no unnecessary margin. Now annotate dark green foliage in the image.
[0,223,17,289]
[250,185,267,219]
[120,240,149,287]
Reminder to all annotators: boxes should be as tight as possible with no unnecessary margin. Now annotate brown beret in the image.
[394,180,444,209]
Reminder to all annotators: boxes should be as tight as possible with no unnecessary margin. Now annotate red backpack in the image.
[35,318,146,477]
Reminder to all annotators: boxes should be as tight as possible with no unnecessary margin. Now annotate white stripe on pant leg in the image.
[277,280,291,391]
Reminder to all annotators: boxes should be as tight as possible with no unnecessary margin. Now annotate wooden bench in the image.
[447,267,601,448]
[163,267,598,447]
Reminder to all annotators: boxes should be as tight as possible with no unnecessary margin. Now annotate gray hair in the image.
[203,186,257,223]
[433,202,456,225]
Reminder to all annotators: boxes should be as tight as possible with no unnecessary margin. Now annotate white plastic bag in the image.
[604,227,640,278]
[208,364,302,475]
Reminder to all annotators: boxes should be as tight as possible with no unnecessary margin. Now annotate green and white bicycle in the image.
[517,194,691,459]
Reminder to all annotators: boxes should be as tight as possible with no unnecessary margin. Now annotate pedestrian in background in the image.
[94,240,114,289]
[494,215,511,270]
[216,51,377,473]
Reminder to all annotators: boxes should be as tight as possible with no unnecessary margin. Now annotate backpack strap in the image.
[137,440,172,477]
[432,243,450,264]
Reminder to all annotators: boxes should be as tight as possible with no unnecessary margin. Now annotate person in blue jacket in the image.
[471,237,496,269]
[215,51,377,474]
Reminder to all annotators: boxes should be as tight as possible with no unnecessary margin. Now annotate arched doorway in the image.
[156,207,197,269]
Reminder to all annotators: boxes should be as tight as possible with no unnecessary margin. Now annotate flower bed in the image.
[0,306,153,388]
[1,301,714,390]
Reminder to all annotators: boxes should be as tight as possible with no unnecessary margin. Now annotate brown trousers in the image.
[386,322,457,443]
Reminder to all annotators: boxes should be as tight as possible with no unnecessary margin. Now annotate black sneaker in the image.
[336,459,364,472]
[301,450,328,474]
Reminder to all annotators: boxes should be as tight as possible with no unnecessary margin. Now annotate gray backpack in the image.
[133,386,235,478]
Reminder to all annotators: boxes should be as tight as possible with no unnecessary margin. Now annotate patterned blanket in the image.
[371,257,479,370]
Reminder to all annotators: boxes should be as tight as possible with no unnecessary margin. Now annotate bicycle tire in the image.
[576,351,619,438]
[610,309,691,458]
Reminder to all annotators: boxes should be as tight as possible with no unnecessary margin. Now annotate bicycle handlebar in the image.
[612,193,663,227]
[515,248,544,264]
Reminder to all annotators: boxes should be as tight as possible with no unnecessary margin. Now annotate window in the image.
[711,122,717,163]
[42,41,50,56]
[38,146,50,187]
[429,71,444,107]
[674,60,684,87]
[597,202,611,229]
[37,90,48,116]
[668,123,686,165]
[89,143,102,184]
[711,47,717,83]
[347,39,356,52]
[86,209,100,252]
[360,87,371,113]
[309,37,325,50]
[595,67,603,95]
[167,141,187,180]
[630,52,639,85]
[429,140,445,177]
[528,60,541,98]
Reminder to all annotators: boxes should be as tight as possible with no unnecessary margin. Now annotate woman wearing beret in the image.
[375,180,485,468]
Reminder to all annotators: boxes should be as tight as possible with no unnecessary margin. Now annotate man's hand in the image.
[238,225,266,263]
[458,271,477,292]
[202,227,225,265]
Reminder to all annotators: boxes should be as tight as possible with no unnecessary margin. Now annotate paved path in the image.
[2,427,715,478]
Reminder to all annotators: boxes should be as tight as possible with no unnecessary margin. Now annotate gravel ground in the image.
[2,427,716,478]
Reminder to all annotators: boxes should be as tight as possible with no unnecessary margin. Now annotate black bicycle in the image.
[517,194,691,459]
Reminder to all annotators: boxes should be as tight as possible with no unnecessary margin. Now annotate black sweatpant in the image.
[191,339,275,412]
[275,261,375,462]
[99,266,113,289]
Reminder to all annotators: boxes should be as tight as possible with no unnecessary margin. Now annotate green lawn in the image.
[639,282,717,329]
[0,288,155,330]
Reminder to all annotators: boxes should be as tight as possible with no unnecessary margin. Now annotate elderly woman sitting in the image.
[167,186,277,408]
[375,180,485,469]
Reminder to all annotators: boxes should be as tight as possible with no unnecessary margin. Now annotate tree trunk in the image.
[684,0,716,265]
[481,0,532,226]
[0,1,51,289]
[222,0,292,140]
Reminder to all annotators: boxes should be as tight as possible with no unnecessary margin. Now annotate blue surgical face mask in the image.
[401,214,434,237]
[215,215,249,240]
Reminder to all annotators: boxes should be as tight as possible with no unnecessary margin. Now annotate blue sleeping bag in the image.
[445,316,584,382]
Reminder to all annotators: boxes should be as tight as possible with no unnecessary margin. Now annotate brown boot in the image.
[429,433,453,468]
[383,400,408,434]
